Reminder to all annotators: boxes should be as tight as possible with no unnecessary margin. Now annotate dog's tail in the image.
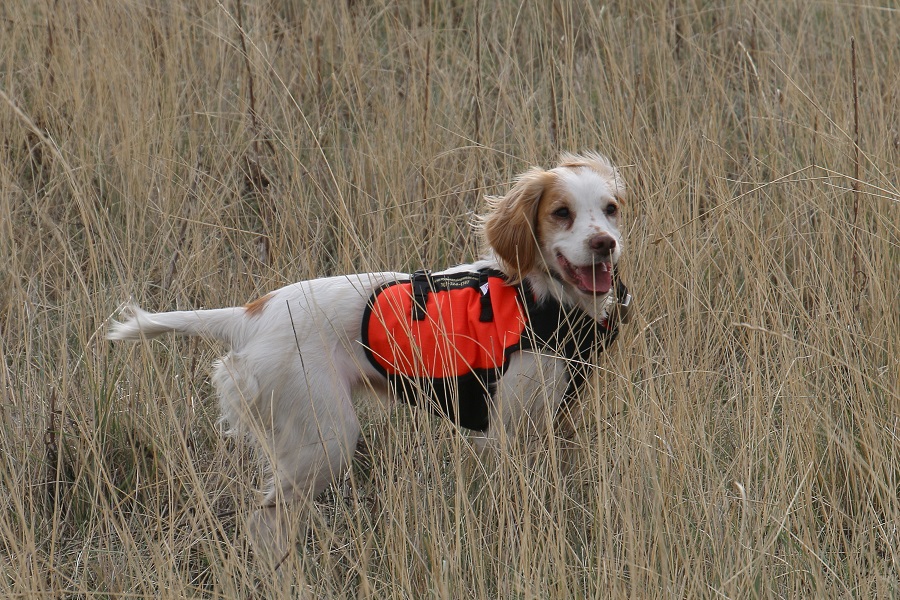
[107,303,244,345]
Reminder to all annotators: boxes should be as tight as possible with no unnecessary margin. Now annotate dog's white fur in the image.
[108,152,625,556]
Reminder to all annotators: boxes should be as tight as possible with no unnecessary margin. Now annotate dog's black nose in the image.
[589,233,617,254]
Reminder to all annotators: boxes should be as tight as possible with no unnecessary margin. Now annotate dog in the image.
[108,152,630,558]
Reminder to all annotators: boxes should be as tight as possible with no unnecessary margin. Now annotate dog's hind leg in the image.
[238,360,362,564]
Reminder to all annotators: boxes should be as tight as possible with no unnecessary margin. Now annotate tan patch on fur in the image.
[245,292,275,317]
[483,168,556,282]
[534,180,569,244]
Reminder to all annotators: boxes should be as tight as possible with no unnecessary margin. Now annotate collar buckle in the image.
[610,292,632,326]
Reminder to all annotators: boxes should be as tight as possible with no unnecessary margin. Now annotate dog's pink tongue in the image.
[576,265,612,294]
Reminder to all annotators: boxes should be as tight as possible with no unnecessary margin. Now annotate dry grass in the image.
[1,0,898,597]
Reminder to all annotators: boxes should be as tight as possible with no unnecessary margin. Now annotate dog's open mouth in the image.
[557,253,613,295]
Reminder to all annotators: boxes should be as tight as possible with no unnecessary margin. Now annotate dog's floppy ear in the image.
[483,167,554,283]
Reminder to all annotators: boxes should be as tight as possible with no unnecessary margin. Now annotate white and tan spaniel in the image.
[109,152,630,557]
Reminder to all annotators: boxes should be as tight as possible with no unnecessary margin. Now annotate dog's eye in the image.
[605,204,618,216]
[552,207,570,219]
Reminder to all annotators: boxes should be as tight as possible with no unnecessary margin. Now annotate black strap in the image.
[478,270,494,322]
[410,270,431,321]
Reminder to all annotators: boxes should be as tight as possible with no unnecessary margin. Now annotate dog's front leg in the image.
[476,351,569,452]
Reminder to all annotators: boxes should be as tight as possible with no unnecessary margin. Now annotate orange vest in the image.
[362,268,622,431]
[363,270,525,380]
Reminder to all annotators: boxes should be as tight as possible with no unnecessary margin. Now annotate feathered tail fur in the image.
[107,303,244,345]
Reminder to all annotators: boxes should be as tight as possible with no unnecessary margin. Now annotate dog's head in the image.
[483,152,626,299]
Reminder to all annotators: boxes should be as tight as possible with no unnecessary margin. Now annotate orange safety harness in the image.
[361,268,629,431]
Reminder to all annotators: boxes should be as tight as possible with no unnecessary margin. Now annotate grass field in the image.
[1,0,898,597]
